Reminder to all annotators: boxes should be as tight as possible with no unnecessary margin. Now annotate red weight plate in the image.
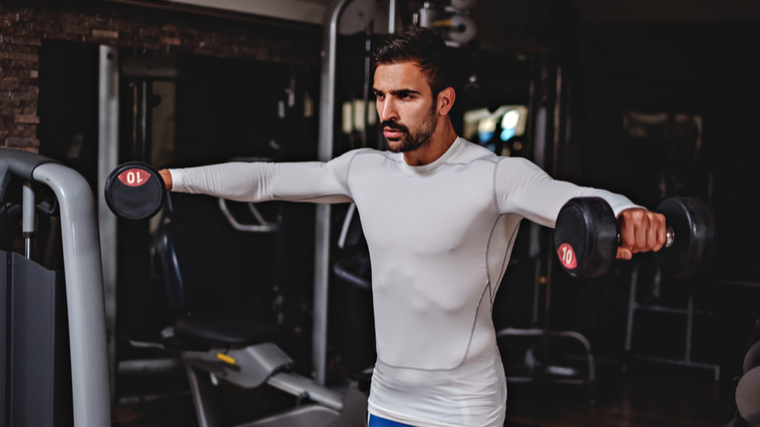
[117,168,153,187]
[557,243,578,270]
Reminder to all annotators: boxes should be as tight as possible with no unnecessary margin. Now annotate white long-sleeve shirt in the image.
[170,137,637,426]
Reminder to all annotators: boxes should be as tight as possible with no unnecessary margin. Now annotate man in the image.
[160,26,666,427]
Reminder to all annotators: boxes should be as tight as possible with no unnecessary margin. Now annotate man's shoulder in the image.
[450,143,549,183]
[331,148,400,177]
[455,139,541,170]
[451,138,500,165]
[494,155,543,171]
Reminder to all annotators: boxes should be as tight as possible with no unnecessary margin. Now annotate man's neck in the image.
[402,120,458,166]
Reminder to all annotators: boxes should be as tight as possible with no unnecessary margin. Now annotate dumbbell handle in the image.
[617,226,674,248]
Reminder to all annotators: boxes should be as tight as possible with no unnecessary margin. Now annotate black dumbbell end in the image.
[554,197,619,278]
[654,197,716,277]
[104,161,166,220]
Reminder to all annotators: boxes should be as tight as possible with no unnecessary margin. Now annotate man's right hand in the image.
[159,169,173,190]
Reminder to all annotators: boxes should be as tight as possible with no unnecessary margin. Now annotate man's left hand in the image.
[616,208,667,260]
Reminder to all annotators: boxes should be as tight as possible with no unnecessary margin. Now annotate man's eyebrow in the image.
[372,88,422,96]
[392,89,421,96]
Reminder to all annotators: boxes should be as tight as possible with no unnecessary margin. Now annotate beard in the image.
[381,103,438,153]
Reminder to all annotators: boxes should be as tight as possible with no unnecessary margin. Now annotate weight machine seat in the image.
[157,192,281,350]
[174,311,280,349]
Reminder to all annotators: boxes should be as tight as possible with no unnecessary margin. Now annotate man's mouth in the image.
[383,128,405,139]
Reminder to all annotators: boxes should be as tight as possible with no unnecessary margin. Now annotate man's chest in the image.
[349,164,498,255]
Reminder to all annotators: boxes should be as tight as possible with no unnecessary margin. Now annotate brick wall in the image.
[0,29,40,152]
[0,3,321,153]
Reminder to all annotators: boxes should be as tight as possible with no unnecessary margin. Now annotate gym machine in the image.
[414,0,478,47]
[0,149,111,427]
[104,161,365,427]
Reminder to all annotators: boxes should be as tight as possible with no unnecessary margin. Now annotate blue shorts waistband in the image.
[368,414,415,427]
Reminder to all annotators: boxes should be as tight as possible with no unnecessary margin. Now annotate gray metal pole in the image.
[388,0,397,33]
[22,182,35,259]
[314,0,353,385]
[98,45,120,403]
[33,163,111,427]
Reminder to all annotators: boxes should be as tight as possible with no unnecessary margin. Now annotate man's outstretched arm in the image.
[495,157,666,259]
[158,150,359,204]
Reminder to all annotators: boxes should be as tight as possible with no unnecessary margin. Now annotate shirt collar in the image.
[400,136,464,175]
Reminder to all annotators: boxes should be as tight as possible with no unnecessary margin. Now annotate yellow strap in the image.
[216,353,236,365]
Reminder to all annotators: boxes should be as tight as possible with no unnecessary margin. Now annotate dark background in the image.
[3,0,759,423]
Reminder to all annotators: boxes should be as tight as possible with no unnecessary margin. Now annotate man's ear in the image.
[436,87,456,115]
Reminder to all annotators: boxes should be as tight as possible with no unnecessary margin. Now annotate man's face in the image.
[373,62,439,153]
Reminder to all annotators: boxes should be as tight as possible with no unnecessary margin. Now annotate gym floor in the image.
[111,362,723,427]
[505,364,723,427]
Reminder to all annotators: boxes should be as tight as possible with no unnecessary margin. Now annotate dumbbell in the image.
[554,197,716,278]
[104,161,166,220]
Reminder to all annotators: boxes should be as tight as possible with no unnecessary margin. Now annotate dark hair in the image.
[373,26,450,97]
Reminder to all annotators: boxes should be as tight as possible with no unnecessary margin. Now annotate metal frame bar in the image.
[625,263,720,381]
[33,162,112,427]
[388,0,397,33]
[267,372,344,411]
[217,198,278,233]
[313,0,355,386]
[100,0,323,32]
[313,0,394,385]
[167,0,327,26]
[496,327,596,403]
[98,44,120,404]
[185,365,221,427]
[22,182,34,258]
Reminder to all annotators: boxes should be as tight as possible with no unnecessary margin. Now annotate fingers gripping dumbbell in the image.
[554,197,716,278]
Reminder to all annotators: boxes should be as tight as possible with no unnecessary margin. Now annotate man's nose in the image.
[378,99,398,122]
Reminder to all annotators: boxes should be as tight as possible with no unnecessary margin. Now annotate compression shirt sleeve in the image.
[494,157,640,228]
[168,150,358,204]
